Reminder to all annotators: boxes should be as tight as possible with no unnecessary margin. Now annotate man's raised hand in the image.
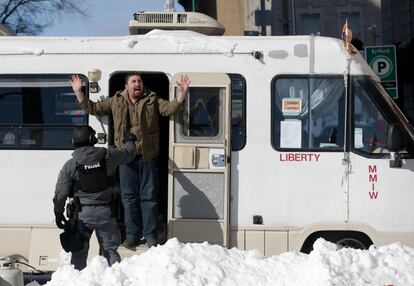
[70,74,85,102]
[176,74,190,103]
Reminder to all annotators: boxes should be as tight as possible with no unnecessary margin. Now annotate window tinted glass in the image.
[0,75,88,149]
[182,87,221,137]
[353,79,392,155]
[175,86,224,143]
[230,74,246,151]
[272,77,345,150]
[175,74,246,148]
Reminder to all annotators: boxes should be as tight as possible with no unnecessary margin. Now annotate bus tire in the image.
[300,231,373,254]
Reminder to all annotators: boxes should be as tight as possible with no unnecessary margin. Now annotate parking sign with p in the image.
[365,45,398,99]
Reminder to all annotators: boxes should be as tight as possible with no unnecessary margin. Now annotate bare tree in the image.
[0,0,87,35]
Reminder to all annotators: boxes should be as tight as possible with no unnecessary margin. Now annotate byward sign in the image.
[365,45,398,99]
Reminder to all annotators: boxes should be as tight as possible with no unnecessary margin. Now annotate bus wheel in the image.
[300,231,373,254]
[335,236,368,250]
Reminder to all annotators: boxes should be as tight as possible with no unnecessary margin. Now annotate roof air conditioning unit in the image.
[129,12,225,36]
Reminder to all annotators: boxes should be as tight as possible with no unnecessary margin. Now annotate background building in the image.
[382,0,414,122]
[382,0,414,45]
[178,0,382,46]
[178,0,245,35]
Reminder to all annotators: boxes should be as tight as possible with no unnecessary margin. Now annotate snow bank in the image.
[39,238,414,286]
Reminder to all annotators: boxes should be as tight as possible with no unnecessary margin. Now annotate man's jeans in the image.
[119,155,159,240]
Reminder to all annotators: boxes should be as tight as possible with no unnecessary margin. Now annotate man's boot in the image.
[122,235,139,250]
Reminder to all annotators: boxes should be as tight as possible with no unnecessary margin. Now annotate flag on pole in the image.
[342,18,356,54]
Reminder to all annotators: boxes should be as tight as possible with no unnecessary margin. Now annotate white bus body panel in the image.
[0,33,412,270]
[349,155,414,232]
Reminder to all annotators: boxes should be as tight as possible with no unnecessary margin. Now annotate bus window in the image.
[176,86,225,144]
[0,75,88,149]
[183,87,221,137]
[353,79,389,155]
[272,76,345,150]
[352,78,414,156]
[175,74,245,148]
[229,74,246,151]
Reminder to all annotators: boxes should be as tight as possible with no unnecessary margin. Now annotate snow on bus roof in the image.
[135,29,238,55]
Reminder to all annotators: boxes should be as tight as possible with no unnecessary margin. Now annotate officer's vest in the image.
[75,152,113,194]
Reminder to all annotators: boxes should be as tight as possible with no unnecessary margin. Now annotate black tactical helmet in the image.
[72,125,98,148]
[59,219,88,252]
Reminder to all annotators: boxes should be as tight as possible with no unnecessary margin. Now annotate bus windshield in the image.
[353,77,414,156]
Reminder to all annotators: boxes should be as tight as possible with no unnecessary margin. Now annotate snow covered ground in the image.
[28,238,414,286]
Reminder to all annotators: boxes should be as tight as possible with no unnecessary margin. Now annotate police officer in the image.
[53,125,136,270]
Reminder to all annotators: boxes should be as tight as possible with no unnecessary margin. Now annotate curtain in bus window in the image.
[0,75,87,149]
[273,77,345,149]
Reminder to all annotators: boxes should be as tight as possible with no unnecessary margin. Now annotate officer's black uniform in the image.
[53,126,136,270]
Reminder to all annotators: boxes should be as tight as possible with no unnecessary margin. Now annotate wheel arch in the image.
[287,222,380,253]
[299,230,374,253]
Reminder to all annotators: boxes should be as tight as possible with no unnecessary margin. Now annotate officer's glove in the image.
[55,212,67,229]
[123,133,137,143]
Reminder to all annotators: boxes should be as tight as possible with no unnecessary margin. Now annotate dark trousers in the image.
[71,205,121,270]
[119,155,159,240]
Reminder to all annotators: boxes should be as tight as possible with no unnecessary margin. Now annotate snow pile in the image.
[18,47,44,56]
[142,29,237,56]
[121,38,138,49]
[38,238,414,286]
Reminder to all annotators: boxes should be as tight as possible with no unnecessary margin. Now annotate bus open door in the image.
[168,73,231,246]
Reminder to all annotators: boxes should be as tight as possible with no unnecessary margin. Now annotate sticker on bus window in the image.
[282,98,302,116]
[280,120,302,148]
[354,128,364,148]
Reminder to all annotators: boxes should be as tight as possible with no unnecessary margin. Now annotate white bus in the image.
[0,20,414,273]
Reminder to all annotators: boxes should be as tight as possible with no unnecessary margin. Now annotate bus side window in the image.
[0,75,88,149]
[229,74,246,151]
[271,76,345,151]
